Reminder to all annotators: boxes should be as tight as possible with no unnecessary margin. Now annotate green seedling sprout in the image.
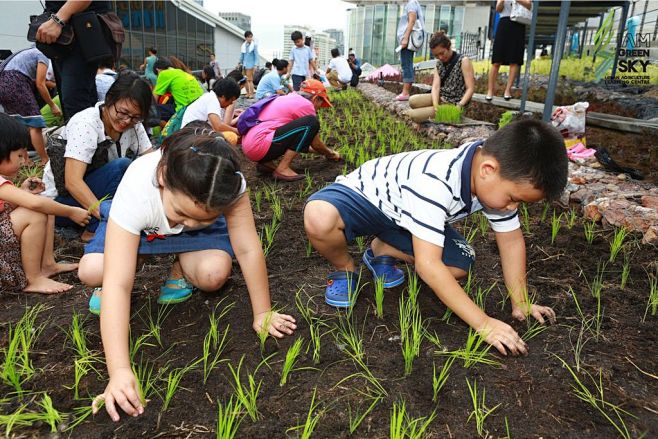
[498,110,515,129]
[583,220,596,244]
[133,359,157,404]
[279,337,306,386]
[436,328,501,368]
[374,277,385,319]
[354,236,366,253]
[620,252,631,289]
[550,210,563,244]
[390,400,436,439]
[227,356,262,421]
[434,104,463,124]
[348,392,383,434]
[305,238,313,257]
[334,311,365,361]
[129,329,157,362]
[259,217,280,257]
[519,203,531,235]
[253,189,263,213]
[161,359,200,412]
[65,400,101,432]
[256,309,277,354]
[64,312,102,399]
[216,396,244,439]
[299,171,314,198]
[406,268,421,307]
[643,268,658,321]
[38,393,63,433]
[294,287,328,365]
[432,357,454,402]
[566,208,578,229]
[466,378,501,437]
[0,304,47,394]
[286,387,323,438]
[609,226,628,262]
[521,321,549,341]
[203,324,230,384]
[477,211,489,236]
[399,290,424,376]
[88,194,110,213]
[554,355,636,438]
[540,202,550,223]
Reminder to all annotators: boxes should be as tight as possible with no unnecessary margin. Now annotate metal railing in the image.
[459,27,487,61]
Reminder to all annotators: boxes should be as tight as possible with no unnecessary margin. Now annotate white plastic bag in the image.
[551,101,589,148]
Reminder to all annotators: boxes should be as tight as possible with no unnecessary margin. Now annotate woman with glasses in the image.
[41,72,153,240]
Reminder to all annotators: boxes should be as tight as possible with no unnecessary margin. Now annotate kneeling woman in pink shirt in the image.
[241,79,340,182]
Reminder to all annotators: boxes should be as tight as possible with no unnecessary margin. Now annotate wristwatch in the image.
[50,13,66,27]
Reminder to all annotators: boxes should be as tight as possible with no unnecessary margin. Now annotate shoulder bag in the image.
[510,0,532,26]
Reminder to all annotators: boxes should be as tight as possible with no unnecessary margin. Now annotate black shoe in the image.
[594,147,644,180]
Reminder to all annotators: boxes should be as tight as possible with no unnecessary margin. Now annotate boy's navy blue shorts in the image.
[307,183,475,272]
[84,201,234,257]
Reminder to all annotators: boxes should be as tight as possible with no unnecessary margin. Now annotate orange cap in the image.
[300,79,332,108]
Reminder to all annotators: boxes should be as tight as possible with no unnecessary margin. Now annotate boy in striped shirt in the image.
[304,119,568,356]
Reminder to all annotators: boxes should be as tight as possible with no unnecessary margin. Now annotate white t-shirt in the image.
[42,102,152,198]
[110,150,247,236]
[328,56,352,83]
[181,92,224,128]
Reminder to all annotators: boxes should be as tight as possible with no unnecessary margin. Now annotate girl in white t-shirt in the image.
[81,127,296,422]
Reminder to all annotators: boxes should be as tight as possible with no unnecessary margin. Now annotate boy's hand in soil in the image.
[93,367,144,422]
[68,206,92,227]
[478,316,528,356]
[253,311,297,338]
[512,303,556,325]
[21,177,45,194]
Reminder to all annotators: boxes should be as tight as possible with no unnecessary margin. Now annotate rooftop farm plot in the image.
[0,89,656,438]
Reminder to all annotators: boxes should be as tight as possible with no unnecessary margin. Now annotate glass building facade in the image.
[114,0,214,71]
[347,3,470,66]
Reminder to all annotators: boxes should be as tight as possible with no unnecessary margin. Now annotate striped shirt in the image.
[335,140,520,247]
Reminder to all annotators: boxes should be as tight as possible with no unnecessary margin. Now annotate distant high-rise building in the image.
[324,28,345,55]
[345,1,490,65]
[219,12,252,32]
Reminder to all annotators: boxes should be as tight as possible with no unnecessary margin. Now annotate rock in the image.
[641,195,658,210]
[617,173,628,180]
[643,225,658,245]
[570,176,586,185]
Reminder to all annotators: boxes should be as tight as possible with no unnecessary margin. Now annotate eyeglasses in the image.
[112,103,143,124]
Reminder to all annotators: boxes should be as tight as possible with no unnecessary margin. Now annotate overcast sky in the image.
[204,0,354,60]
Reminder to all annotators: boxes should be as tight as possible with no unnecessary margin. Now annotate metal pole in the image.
[579,24,588,58]
[520,0,539,114]
[542,0,570,121]
[611,1,630,80]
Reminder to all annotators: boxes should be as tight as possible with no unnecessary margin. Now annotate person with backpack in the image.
[406,31,475,123]
[240,79,340,182]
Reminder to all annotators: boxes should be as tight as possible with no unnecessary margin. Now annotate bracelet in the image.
[50,13,66,27]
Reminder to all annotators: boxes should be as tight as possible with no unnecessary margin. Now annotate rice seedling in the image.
[270,193,283,223]
[253,189,263,213]
[203,324,230,384]
[550,210,563,244]
[227,356,262,421]
[279,337,306,386]
[133,359,158,404]
[216,396,244,439]
[87,193,111,213]
[347,392,383,434]
[129,329,157,362]
[466,378,501,437]
[399,291,424,376]
[498,110,515,129]
[390,400,436,439]
[15,163,42,186]
[569,317,593,373]
[464,223,478,243]
[65,312,101,399]
[643,268,658,321]
[554,355,636,438]
[521,321,549,341]
[476,212,489,236]
[286,387,324,438]
[0,304,47,394]
[620,252,631,289]
[0,403,34,436]
[260,217,280,257]
[540,202,550,223]
[406,268,421,307]
[434,104,463,124]
[256,309,276,354]
[354,236,366,253]
[161,359,200,411]
[432,357,454,402]
[473,282,496,310]
[294,288,328,365]
[65,401,99,431]
[38,392,63,433]
[305,238,313,257]
[334,312,365,361]
[608,226,628,262]
[435,328,500,368]
[299,171,314,198]
[583,220,596,244]
[566,208,578,229]
[374,277,385,318]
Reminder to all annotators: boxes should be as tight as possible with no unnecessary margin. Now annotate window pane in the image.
[166,1,176,33]
[143,0,154,32]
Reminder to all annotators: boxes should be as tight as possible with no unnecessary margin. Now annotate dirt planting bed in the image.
[0,90,656,438]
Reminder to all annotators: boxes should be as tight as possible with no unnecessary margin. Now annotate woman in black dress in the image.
[486,0,531,101]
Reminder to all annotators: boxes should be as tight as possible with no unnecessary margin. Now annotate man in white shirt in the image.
[326,49,352,90]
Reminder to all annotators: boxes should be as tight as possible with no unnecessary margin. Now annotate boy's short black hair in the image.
[481,119,568,201]
[331,48,340,58]
[244,30,253,38]
[0,113,30,162]
[291,31,303,41]
[212,78,241,100]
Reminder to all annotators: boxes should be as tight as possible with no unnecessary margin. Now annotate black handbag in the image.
[70,11,112,64]
[27,12,75,60]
